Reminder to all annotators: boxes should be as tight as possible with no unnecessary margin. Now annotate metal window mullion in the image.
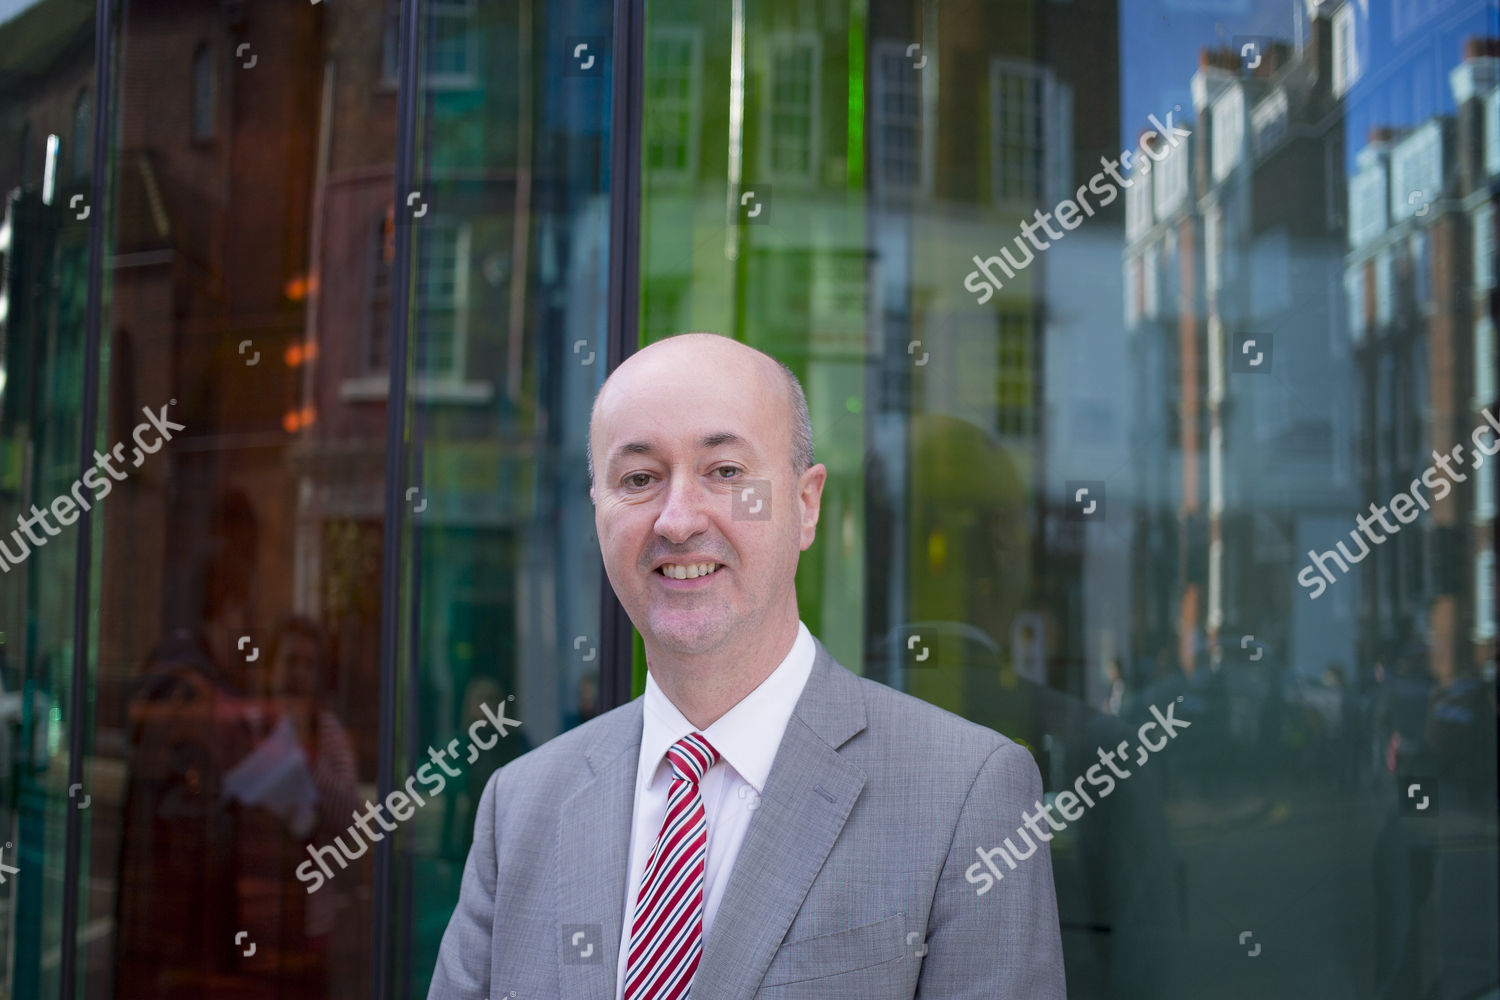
[59,0,117,993]
[600,0,645,709]
[373,0,423,991]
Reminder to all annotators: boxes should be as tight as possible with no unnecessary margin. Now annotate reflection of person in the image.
[228,614,358,996]
[115,501,260,997]
[263,614,359,853]
[1369,647,1498,999]
[430,333,1065,998]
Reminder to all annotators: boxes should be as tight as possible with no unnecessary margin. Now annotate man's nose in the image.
[654,473,712,543]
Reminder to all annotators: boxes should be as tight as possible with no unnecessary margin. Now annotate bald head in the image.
[586,333,813,487]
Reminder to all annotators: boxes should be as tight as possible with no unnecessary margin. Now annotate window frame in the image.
[381,0,480,91]
[870,39,933,198]
[643,25,703,184]
[760,30,821,185]
[989,58,1046,206]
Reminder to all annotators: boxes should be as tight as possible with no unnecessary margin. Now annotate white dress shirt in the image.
[614,619,816,1000]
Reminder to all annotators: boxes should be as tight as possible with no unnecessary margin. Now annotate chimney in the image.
[1464,37,1500,60]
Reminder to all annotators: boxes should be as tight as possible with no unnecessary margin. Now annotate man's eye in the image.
[714,467,741,479]
[624,473,652,488]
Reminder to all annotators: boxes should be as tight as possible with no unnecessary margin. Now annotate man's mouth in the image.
[656,562,723,580]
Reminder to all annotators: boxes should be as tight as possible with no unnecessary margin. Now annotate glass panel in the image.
[6,0,620,987]
[640,1,1500,999]
[394,0,614,994]
[0,0,98,992]
[89,0,397,994]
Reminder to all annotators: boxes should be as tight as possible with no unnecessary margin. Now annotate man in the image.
[429,333,1065,999]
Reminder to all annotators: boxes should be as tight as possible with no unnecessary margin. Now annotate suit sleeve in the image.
[916,740,1067,999]
[428,765,502,998]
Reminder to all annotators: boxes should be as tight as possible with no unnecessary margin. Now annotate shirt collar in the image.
[640,619,816,794]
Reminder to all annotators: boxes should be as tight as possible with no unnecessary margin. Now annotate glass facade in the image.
[0,0,1496,996]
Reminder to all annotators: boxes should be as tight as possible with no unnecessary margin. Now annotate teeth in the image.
[661,562,720,579]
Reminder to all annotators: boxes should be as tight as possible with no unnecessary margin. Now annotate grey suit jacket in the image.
[428,636,1066,999]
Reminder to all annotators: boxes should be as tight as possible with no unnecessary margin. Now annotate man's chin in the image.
[642,611,736,655]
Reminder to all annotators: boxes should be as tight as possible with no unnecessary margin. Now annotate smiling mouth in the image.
[656,562,723,580]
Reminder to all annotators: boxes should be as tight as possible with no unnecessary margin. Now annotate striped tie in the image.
[624,732,720,1000]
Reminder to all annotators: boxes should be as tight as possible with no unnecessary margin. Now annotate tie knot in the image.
[666,733,719,784]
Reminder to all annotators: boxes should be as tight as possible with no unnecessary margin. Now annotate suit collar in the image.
[580,631,866,766]
[787,635,868,750]
[558,636,868,1000]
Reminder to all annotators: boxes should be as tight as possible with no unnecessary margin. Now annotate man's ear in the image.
[797,463,828,551]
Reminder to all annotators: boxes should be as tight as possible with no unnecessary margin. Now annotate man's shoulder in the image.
[813,647,1030,776]
[852,671,1019,753]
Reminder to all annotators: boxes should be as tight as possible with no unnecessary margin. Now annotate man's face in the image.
[589,345,825,657]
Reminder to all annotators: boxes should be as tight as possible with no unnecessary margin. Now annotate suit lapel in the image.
[557,701,643,1000]
[691,639,869,1000]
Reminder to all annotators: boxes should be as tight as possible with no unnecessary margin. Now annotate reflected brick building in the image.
[1124,5,1356,686]
[1344,37,1499,681]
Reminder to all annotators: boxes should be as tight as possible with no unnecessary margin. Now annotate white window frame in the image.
[1475,316,1496,408]
[382,0,479,90]
[1205,204,1222,295]
[1475,430,1497,521]
[1346,266,1366,344]
[1332,4,1359,97]
[344,211,488,403]
[1475,202,1495,291]
[645,26,703,184]
[1153,129,1189,216]
[1475,550,1496,641]
[1348,161,1388,248]
[1390,120,1442,223]
[1210,86,1245,182]
[415,217,472,381]
[1125,160,1153,240]
[990,59,1046,205]
[761,31,820,184]
[1375,247,1394,325]
[870,39,933,197]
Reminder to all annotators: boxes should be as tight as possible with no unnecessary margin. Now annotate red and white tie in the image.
[624,732,720,1000]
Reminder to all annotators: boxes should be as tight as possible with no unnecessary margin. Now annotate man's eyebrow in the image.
[610,432,754,464]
